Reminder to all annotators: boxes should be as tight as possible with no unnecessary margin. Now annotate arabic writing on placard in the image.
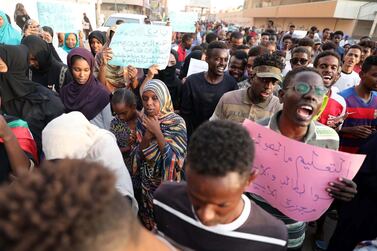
[37,1,81,32]
[169,12,198,33]
[109,23,172,69]
[242,119,365,222]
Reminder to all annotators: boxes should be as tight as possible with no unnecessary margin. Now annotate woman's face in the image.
[90,37,103,55]
[0,16,4,27]
[112,103,136,122]
[66,34,77,49]
[71,58,91,85]
[142,90,160,117]
[42,31,53,43]
[167,53,176,67]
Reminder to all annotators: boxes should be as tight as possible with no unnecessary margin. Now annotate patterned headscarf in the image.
[142,79,174,118]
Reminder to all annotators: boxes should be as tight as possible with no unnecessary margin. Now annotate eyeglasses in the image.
[290,58,309,65]
[289,82,327,97]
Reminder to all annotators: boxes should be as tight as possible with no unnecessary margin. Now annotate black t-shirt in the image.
[154,182,288,251]
[180,72,238,137]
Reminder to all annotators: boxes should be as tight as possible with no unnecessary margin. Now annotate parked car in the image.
[98,13,146,32]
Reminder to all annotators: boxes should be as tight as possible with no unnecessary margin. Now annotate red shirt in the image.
[353,64,361,74]
[177,44,186,63]
[318,88,347,127]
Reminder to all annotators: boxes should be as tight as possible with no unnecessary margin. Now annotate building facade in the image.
[216,0,377,39]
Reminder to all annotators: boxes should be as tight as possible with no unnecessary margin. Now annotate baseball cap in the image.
[253,65,283,82]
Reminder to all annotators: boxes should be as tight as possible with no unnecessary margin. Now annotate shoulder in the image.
[223,74,238,85]
[330,92,347,107]
[219,89,245,103]
[186,72,205,82]
[339,87,354,98]
[154,182,190,213]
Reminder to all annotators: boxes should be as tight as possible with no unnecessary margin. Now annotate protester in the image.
[110,88,139,192]
[260,32,270,46]
[179,50,205,80]
[82,12,93,40]
[238,46,269,89]
[154,120,288,250]
[40,26,63,63]
[313,51,346,129]
[177,34,194,66]
[332,30,345,59]
[22,19,41,38]
[255,67,357,250]
[88,30,106,56]
[181,41,238,137]
[328,133,377,250]
[13,3,30,30]
[95,25,139,92]
[229,31,244,55]
[322,28,331,43]
[0,101,37,184]
[0,159,174,251]
[339,55,377,154]
[354,40,376,73]
[42,111,136,208]
[333,45,362,92]
[211,53,283,123]
[0,10,22,45]
[289,46,311,70]
[130,79,187,230]
[22,35,72,93]
[60,47,112,130]
[0,44,64,153]
[226,49,248,82]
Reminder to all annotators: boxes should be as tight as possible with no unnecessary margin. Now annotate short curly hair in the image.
[0,159,139,251]
[187,120,255,177]
[253,53,285,71]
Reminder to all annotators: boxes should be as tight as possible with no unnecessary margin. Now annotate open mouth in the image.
[323,75,333,81]
[260,91,271,97]
[296,105,314,120]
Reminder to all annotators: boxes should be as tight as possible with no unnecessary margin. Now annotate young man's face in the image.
[280,71,326,127]
[246,56,256,77]
[290,52,310,70]
[231,37,243,49]
[360,65,377,92]
[316,55,340,88]
[206,48,229,77]
[343,48,361,68]
[183,38,194,50]
[228,56,245,82]
[186,167,254,226]
[323,30,330,39]
[333,34,342,45]
[360,47,372,63]
[289,26,295,33]
[251,75,279,102]
[261,35,269,45]
[283,39,292,50]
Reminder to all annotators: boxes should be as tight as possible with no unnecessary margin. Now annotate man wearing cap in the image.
[210,54,284,123]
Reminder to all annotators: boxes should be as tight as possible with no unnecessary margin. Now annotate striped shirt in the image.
[254,111,339,249]
[339,86,377,153]
[210,88,282,123]
[154,182,288,251]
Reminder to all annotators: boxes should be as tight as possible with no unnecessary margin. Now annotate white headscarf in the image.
[42,111,138,211]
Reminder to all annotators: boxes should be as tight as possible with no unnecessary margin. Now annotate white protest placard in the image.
[243,119,365,222]
[109,23,172,69]
[169,12,197,33]
[37,1,81,32]
[187,58,208,77]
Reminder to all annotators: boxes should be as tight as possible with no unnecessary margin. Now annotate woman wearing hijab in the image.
[88,30,106,57]
[0,44,65,154]
[41,26,63,63]
[42,111,137,212]
[155,50,182,110]
[22,35,72,93]
[60,47,113,130]
[130,79,187,230]
[0,11,22,45]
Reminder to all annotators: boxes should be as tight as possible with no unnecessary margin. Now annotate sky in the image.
[168,0,245,12]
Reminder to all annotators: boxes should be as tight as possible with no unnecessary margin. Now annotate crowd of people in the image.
[0,3,377,251]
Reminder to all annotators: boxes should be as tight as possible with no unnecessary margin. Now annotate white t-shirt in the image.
[333,71,360,93]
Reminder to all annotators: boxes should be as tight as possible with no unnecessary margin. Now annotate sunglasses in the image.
[290,58,309,65]
[289,82,328,97]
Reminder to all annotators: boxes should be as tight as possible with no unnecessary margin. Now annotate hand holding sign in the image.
[242,119,365,222]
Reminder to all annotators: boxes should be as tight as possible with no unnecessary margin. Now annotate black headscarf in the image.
[41,26,63,63]
[179,50,204,80]
[21,35,71,91]
[0,44,65,153]
[60,48,110,121]
[88,30,106,56]
[0,44,36,103]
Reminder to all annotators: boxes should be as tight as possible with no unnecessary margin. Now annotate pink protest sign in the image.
[242,119,365,222]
